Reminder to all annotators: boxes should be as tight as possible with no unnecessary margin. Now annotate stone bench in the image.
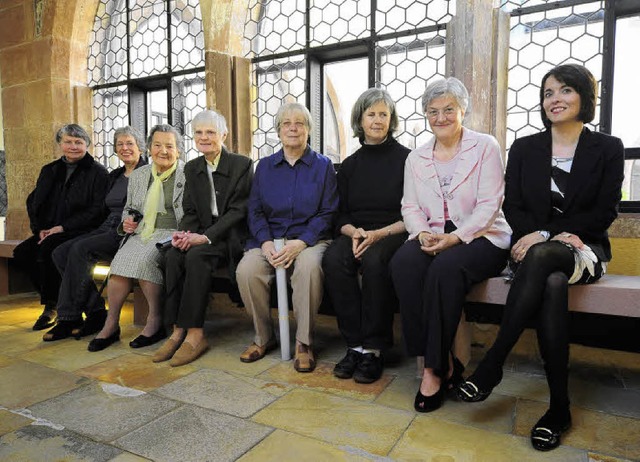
[0,240,23,296]
[466,274,640,318]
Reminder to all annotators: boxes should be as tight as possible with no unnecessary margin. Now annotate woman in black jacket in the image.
[13,124,109,331]
[43,126,147,341]
[458,64,625,451]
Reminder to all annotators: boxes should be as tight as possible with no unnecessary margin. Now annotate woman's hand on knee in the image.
[511,232,546,262]
[551,232,584,249]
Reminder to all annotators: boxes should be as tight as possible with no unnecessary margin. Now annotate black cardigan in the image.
[503,127,624,262]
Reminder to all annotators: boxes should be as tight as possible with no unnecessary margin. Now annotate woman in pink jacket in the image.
[390,77,511,412]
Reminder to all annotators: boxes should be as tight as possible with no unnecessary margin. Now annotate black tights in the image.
[473,241,575,412]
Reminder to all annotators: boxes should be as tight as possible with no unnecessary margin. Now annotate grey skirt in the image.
[109,229,175,284]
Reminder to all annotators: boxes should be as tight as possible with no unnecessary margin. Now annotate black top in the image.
[26,153,109,234]
[503,127,624,262]
[336,136,410,232]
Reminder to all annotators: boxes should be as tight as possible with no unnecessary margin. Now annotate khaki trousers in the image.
[236,241,329,346]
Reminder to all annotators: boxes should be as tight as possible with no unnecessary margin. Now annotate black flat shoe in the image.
[353,353,384,384]
[43,320,83,342]
[73,309,107,339]
[531,409,572,451]
[333,349,363,379]
[457,368,503,403]
[414,385,444,413]
[33,312,57,331]
[88,328,120,352]
[129,327,167,348]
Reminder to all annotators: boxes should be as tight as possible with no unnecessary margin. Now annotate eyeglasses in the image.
[426,107,457,119]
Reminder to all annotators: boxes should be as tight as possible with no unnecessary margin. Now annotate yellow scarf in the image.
[140,162,177,241]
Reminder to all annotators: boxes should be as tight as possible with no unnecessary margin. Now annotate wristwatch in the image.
[537,230,550,241]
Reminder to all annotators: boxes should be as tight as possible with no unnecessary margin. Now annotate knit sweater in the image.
[335,136,410,232]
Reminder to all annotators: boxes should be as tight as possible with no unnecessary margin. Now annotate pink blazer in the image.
[402,127,512,249]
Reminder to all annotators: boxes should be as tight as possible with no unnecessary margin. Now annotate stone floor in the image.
[0,292,639,462]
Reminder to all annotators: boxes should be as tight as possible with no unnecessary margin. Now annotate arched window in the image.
[88,0,206,168]
[243,0,454,163]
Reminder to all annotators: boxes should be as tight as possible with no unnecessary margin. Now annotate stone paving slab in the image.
[514,399,640,461]
[0,425,123,461]
[257,361,394,402]
[252,388,413,456]
[114,404,273,462]
[391,414,587,461]
[155,368,289,418]
[0,409,31,435]
[28,382,180,442]
[238,429,389,461]
[0,360,88,408]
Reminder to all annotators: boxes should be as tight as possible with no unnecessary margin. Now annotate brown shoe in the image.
[152,338,183,363]
[240,337,277,363]
[169,338,209,367]
[294,343,316,373]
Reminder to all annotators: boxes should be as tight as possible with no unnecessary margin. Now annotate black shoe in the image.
[414,385,444,413]
[74,309,107,339]
[33,311,57,331]
[333,349,363,379]
[43,320,83,342]
[353,352,384,384]
[129,327,167,348]
[531,408,572,451]
[457,368,503,403]
[87,328,120,352]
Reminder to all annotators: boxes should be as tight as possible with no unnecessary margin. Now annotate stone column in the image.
[0,0,99,239]
[447,0,509,151]
[200,0,252,157]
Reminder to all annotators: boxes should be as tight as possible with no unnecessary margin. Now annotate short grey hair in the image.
[275,102,314,135]
[421,77,469,113]
[147,124,185,156]
[351,88,399,139]
[191,110,228,135]
[113,126,146,154]
[56,124,91,147]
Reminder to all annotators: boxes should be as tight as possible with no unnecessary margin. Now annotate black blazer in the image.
[180,148,253,273]
[26,153,109,234]
[503,127,624,262]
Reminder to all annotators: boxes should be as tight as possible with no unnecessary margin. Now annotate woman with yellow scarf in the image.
[88,124,185,352]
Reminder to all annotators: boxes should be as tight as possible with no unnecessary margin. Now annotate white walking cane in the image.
[274,238,291,360]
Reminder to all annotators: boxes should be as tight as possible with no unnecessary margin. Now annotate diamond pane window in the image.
[251,58,307,159]
[506,1,604,147]
[245,1,451,160]
[172,73,207,162]
[310,0,371,46]
[377,31,447,151]
[88,0,205,170]
[376,0,454,35]
[92,86,129,169]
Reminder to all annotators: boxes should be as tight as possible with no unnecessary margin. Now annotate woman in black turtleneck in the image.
[322,88,410,384]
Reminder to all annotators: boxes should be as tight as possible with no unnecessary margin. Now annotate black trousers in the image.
[51,227,122,321]
[322,233,407,350]
[390,237,508,375]
[13,231,85,307]
[163,243,226,329]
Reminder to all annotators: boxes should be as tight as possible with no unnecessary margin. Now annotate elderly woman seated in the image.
[44,126,147,341]
[88,124,185,352]
[236,102,338,372]
[13,124,109,331]
[153,110,253,367]
[390,77,511,412]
